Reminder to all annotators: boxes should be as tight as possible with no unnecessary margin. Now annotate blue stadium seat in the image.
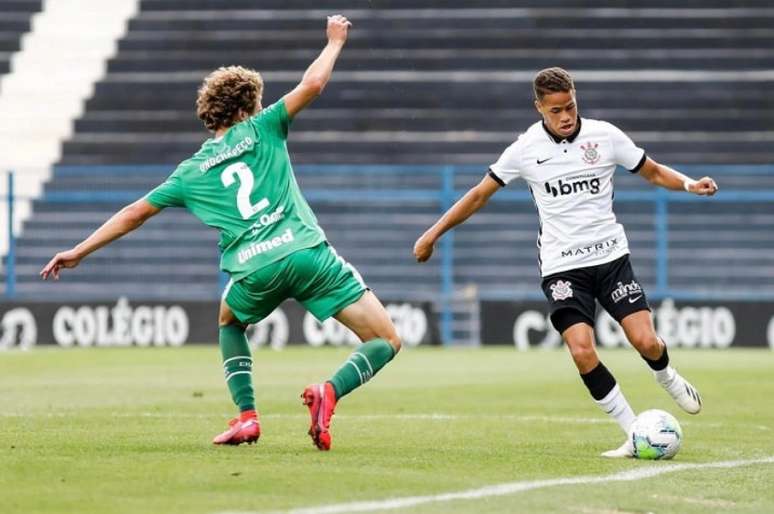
[5,2,774,301]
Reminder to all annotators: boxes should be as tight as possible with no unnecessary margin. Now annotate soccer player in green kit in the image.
[40,15,400,451]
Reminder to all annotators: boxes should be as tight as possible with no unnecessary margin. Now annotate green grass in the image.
[1,347,773,514]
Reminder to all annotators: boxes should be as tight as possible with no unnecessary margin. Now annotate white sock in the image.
[595,384,636,433]
[654,365,676,385]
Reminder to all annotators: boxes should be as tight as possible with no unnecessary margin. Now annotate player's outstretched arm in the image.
[414,174,500,262]
[40,199,161,280]
[638,157,718,196]
[282,15,351,118]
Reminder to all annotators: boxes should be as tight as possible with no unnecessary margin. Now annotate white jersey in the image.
[489,118,646,277]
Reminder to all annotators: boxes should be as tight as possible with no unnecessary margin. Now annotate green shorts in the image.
[223,242,367,325]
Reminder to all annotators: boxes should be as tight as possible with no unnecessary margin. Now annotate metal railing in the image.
[4,165,774,344]
[5,171,15,298]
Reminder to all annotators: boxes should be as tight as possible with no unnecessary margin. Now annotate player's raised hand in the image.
[40,249,83,280]
[326,14,351,45]
[689,176,719,196]
[413,234,435,263]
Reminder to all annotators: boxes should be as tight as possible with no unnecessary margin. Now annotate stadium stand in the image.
[0,0,42,78]
[63,1,774,165]
[4,2,774,323]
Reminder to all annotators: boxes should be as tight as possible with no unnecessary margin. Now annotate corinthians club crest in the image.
[581,142,601,165]
[550,280,574,301]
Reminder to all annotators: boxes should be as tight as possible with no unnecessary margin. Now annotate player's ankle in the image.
[325,381,340,401]
[239,409,257,422]
[654,365,675,384]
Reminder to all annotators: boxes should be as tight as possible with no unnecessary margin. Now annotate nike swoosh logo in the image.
[536,157,553,165]
[628,295,643,303]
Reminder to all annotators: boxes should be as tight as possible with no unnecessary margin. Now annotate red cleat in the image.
[212,416,261,445]
[301,382,337,450]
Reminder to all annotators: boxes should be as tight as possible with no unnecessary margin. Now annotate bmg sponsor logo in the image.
[544,177,600,197]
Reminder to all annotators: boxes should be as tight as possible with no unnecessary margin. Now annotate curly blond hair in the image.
[196,66,264,131]
[533,67,575,101]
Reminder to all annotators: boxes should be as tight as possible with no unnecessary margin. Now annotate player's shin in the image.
[219,324,256,416]
[327,338,396,399]
[581,362,636,433]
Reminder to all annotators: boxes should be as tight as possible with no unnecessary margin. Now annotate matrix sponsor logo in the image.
[561,238,619,259]
[544,176,601,197]
[237,228,294,264]
[610,280,643,304]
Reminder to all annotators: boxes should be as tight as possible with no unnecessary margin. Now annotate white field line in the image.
[0,412,768,430]
[215,457,774,514]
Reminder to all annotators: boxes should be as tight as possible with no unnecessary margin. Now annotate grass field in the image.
[1,346,773,514]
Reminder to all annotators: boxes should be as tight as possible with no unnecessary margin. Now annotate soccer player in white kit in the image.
[414,67,718,457]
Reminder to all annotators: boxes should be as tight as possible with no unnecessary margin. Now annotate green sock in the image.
[219,324,255,412]
[328,338,396,399]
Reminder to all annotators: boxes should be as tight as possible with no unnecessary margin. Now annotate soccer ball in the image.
[629,409,683,460]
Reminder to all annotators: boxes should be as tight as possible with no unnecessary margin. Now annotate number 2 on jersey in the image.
[220,162,269,219]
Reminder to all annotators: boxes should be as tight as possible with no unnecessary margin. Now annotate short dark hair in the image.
[533,67,575,101]
[196,66,264,131]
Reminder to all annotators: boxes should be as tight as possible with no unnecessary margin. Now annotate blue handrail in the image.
[6,171,15,299]
[50,163,774,176]
[4,165,774,345]
[32,189,774,204]
[439,166,455,346]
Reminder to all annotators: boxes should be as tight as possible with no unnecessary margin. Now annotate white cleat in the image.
[656,368,702,414]
[601,438,634,459]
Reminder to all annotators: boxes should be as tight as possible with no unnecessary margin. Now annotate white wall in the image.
[0,0,140,258]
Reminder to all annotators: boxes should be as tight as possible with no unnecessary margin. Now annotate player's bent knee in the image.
[218,313,237,327]
[375,325,401,353]
[627,329,660,353]
[218,301,240,327]
[219,320,247,331]
[218,309,245,329]
[386,334,402,354]
[566,341,597,368]
[635,335,662,359]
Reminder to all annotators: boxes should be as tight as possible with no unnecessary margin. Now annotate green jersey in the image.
[145,100,326,281]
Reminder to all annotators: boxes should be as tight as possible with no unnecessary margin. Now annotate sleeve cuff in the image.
[628,152,647,174]
[143,195,163,209]
[487,169,506,187]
